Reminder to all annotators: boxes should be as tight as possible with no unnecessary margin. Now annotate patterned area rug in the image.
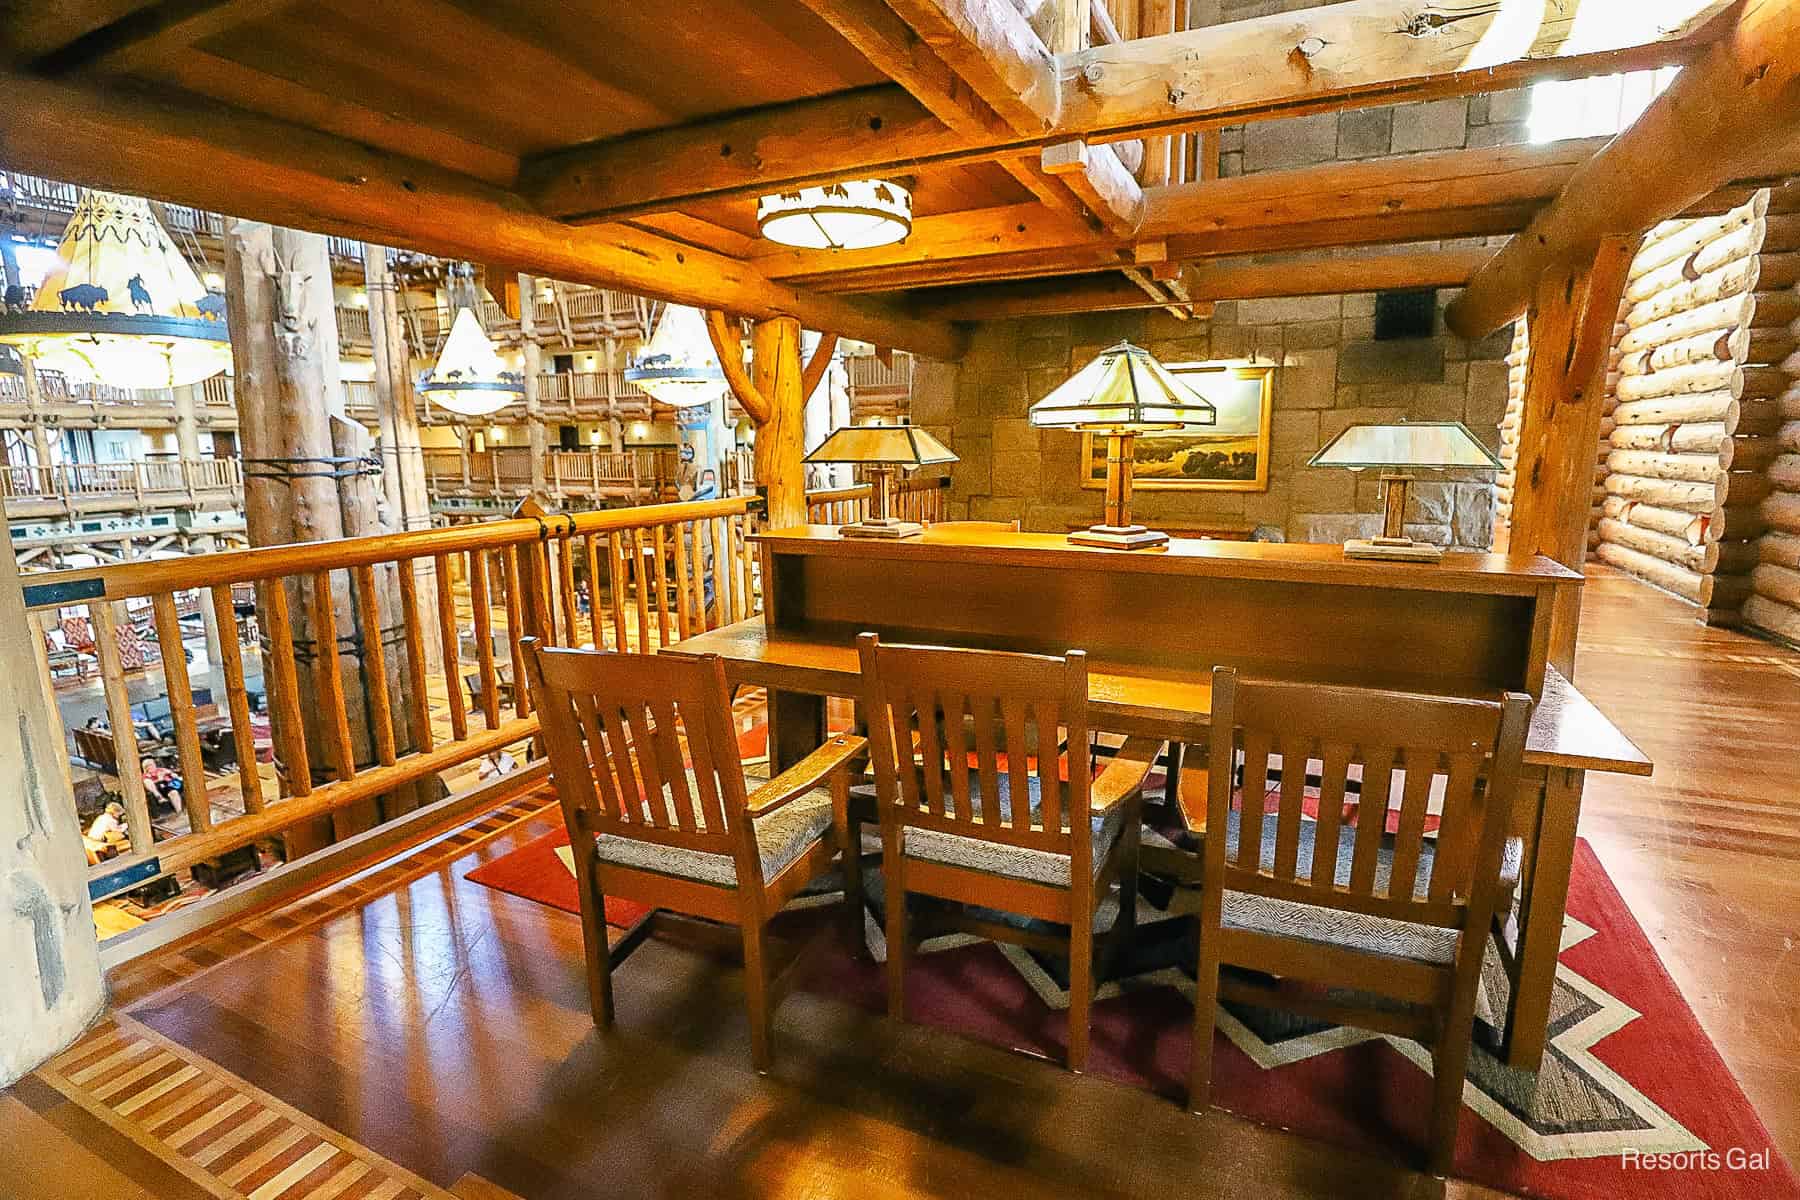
[469,815,1795,1200]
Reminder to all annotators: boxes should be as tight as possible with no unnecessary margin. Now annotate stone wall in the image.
[911,296,1511,546]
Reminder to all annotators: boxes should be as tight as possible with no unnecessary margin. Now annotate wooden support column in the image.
[365,243,440,666]
[1506,236,1638,671]
[517,273,548,496]
[21,355,55,468]
[0,518,105,1087]
[753,317,808,530]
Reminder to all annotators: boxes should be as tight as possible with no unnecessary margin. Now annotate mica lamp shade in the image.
[1027,341,1218,434]
[417,307,524,417]
[804,422,955,539]
[1307,421,1502,471]
[0,190,230,389]
[623,303,726,407]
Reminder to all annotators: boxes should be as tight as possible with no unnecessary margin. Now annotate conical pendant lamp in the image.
[623,303,726,407]
[0,190,230,389]
[417,307,525,417]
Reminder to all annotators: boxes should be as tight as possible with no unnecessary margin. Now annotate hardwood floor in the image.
[3,565,1795,1200]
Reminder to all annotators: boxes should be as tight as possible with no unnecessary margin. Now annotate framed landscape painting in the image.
[1080,364,1273,492]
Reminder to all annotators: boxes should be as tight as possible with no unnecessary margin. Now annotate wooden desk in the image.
[668,526,1653,1072]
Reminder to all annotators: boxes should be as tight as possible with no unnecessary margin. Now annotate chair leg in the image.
[1188,937,1220,1112]
[1068,903,1094,1073]
[885,868,910,1023]
[1428,1017,1475,1175]
[575,853,614,1029]
[842,819,868,962]
[741,918,774,1074]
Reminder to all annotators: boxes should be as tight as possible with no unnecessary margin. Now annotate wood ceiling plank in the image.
[29,0,297,76]
[0,68,967,359]
[520,0,1733,222]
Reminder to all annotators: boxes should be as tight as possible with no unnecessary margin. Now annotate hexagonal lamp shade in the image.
[1306,420,1501,562]
[804,421,956,538]
[417,307,525,417]
[0,190,231,390]
[1028,341,1217,550]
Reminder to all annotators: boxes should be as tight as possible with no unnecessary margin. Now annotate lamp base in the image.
[1069,523,1169,550]
[1343,536,1443,563]
[838,518,923,539]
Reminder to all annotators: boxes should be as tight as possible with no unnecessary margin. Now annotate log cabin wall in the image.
[1590,190,1798,623]
[1743,194,1800,645]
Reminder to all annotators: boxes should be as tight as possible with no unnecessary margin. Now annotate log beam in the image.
[1448,0,1800,338]
[521,0,1733,221]
[0,70,968,361]
[1041,139,1144,236]
[881,0,1060,134]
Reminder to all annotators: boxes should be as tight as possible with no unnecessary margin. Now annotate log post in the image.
[752,317,808,529]
[0,517,106,1086]
[517,273,549,498]
[365,244,440,665]
[1509,236,1639,669]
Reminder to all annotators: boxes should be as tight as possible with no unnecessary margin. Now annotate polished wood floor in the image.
[4,566,1796,1200]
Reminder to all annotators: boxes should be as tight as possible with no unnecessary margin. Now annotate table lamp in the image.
[1306,420,1502,562]
[1028,341,1217,549]
[804,420,957,538]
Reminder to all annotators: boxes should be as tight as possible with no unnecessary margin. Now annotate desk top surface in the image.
[756,526,1582,595]
[671,619,1653,777]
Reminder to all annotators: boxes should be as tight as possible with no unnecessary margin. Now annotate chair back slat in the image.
[1207,669,1532,927]
[859,633,1088,854]
[524,641,741,856]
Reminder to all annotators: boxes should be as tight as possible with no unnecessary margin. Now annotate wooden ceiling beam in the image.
[880,0,1060,135]
[1448,0,1800,338]
[911,245,1490,319]
[0,70,969,360]
[1041,139,1143,237]
[29,0,295,77]
[521,0,1732,222]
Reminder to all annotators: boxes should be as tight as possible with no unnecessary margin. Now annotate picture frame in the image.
[1080,363,1273,492]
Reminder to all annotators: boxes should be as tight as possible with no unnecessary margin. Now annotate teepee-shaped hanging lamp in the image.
[623,303,727,407]
[0,190,230,390]
[417,307,525,417]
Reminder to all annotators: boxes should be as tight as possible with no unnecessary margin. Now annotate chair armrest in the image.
[1090,736,1163,815]
[746,734,869,817]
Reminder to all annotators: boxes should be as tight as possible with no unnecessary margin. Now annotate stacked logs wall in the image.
[1744,198,1800,645]
[1589,189,1800,623]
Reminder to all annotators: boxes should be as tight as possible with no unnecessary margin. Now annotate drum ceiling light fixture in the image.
[756,179,913,251]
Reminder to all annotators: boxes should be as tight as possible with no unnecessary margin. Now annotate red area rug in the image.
[464,826,654,929]
[466,802,1793,1199]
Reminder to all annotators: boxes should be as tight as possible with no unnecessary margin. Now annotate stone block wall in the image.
[910,295,1513,546]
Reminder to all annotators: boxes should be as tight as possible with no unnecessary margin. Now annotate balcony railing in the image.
[804,475,950,526]
[1,458,243,504]
[22,493,764,944]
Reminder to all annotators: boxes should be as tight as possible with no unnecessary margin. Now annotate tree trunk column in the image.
[752,317,807,529]
[365,243,439,665]
[0,518,105,1087]
[517,273,548,497]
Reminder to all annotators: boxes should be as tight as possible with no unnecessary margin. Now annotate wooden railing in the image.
[804,474,951,525]
[24,494,764,914]
[427,447,667,498]
[0,458,243,504]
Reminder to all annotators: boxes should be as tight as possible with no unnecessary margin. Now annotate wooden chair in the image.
[1188,667,1532,1174]
[522,637,867,1072]
[855,631,1160,1071]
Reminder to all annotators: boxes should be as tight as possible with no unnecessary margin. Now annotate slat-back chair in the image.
[1189,666,1532,1174]
[522,638,866,1072]
[856,632,1160,1071]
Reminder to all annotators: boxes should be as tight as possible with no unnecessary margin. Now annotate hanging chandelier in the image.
[623,302,726,407]
[756,179,912,251]
[416,307,524,417]
[0,190,230,390]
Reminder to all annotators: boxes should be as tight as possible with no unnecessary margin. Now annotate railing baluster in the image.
[697,519,717,631]
[709,516,731,629]
[502,545,531,718]
[208,584,263,813]
[152,591,212,832]
[395,559,433,755]
[582,534,603,648]
[649,524,672,647]
[469,548,500,730]
[309,571,356,781]
[629,527,651,652]
[606,533,628,651]
[89,603,154,852]
[557,535,580,646]
[261,580,311,796]
[736,516,754,619]
[672,519,694,642]
[433,553,467,743]
[351,564,396,767]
